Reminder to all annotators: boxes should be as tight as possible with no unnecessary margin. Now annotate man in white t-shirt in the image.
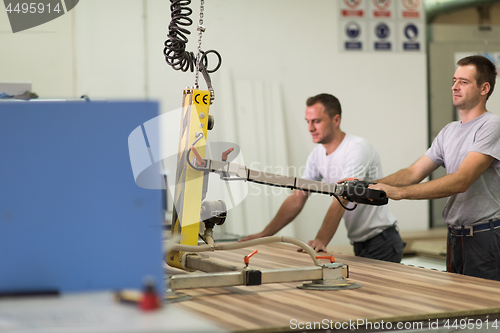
[241,93,405,262]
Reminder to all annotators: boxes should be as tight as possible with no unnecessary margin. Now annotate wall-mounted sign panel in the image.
[340,0,367,18]
[398,0,424,19]
[369,0,395,19]
[340,19,367,51]
[397,21,425,52]
[340,0,424,52]
[369,21,396,51]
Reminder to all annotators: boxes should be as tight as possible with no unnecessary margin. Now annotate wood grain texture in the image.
[171,242,500,332]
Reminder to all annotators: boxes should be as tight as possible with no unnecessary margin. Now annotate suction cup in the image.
[297,278,362,291]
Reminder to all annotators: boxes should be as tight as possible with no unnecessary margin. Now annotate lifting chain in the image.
[193,0,205,89]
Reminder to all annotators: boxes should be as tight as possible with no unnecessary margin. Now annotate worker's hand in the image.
[368,183,402,200]
[297,239,326,253]
[337,177,362,184]
[239,232,267,242]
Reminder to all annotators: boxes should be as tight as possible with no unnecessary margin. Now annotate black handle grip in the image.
[338,180,388,206]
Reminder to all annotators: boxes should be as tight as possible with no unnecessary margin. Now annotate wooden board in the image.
[170,242,500,332]
[399,228,448,257]
[327,228,449,257]
[410,240,447,258]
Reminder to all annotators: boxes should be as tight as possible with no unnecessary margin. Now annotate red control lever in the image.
[222,147,234,162]
[316,255,335,263]
[190,145,206,167]
[244,250,258,267]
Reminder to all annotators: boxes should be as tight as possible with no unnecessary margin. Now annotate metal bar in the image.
[260,267,323,284]
[170,271,243,290]
[169,265,347,290]
[185,255,242,273]
[204,159,342,196]
[247,169,295,187]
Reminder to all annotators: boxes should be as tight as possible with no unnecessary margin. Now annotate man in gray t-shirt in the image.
[426,113,500,226]
[370,55,500,281]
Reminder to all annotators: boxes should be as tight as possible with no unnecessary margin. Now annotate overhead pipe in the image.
[425,0,500,23]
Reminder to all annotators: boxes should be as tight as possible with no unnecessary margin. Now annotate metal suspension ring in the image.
[200,50,222,74]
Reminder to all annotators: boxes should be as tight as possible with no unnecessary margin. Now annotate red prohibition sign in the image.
[344,0,361,9]
[402,0,420,11]
[373,0,391,10]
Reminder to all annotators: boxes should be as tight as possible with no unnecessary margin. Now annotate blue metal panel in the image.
[0,101,164,294]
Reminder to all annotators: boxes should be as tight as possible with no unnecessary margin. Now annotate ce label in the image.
[194,94,208,105]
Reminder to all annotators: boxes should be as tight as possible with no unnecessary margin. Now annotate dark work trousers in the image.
[448,227,500,281]
[352,225,406,263]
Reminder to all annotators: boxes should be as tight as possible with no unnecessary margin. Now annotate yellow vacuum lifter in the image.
[163,1,387,295]
[164,90,387,294]
[167,89,212,269]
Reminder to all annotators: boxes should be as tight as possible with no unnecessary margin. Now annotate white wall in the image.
[0,0,429,246]
[0,6,74,98]
[74,0,147,99]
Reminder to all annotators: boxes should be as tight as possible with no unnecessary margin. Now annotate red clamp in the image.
[316,255,335,263]
[221,147,234,162]
[190,145,206,167]
[244,250,258,267]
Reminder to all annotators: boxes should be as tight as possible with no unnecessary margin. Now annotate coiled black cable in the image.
[163,0,221,73]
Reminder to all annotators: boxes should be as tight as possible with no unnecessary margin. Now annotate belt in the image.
[448,219,500,236]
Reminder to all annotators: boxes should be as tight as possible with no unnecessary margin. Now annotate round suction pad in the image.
[297,279,362,291]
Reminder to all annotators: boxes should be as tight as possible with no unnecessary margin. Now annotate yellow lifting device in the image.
[162,0,387,295]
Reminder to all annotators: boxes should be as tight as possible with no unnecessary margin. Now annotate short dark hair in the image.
[457,55,497,100]
[306,93,342,118]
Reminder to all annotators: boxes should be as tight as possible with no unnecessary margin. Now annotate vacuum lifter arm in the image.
[188,151,388,207]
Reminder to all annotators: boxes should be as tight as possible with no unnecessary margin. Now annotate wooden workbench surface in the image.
[170,242,500,332]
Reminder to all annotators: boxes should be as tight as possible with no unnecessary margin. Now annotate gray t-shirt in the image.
[425,112,500,226]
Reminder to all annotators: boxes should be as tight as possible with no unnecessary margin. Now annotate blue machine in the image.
[0,101,164,294]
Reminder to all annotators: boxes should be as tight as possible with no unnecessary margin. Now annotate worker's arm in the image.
[305,197,346,253]
[239,189,309,241]
[375,155,439,186]
[370,152,494,200]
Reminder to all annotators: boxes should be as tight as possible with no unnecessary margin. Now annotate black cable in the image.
[163,0,222,73]
[333,194,357,211]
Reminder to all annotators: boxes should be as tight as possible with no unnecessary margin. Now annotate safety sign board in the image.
[398,0,423,19]
[340,20,367,51]
[369,0,395,19]
[398,22,425,51]
[369,21,396,51]
[340,0,366,18]
[339,0,424,52]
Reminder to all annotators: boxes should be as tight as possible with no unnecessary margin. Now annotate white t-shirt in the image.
[302,133,397,242]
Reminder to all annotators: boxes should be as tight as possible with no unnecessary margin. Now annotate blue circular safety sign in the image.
[346,22,361,39]
[404,24,418,41]
[375,23,390,39]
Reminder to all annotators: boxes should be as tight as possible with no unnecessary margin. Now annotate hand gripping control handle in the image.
[337,179,388,206]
